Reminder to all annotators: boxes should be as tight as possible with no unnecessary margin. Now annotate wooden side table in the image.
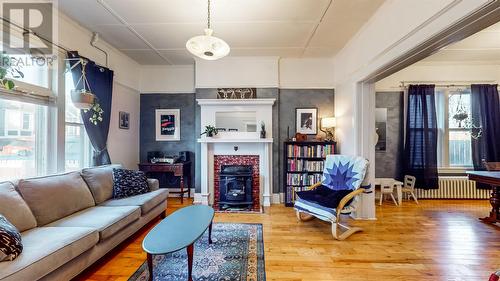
[139,161,192,203]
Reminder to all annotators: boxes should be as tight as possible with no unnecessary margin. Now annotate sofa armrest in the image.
[147,178,159,191]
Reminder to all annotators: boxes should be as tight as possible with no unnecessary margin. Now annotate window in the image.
[0,99,48,181]
[8,54,50,89]
[436,87,473,169]
[64,71,92,171]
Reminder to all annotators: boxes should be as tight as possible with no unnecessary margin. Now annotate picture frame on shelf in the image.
[155,109,180,141]
[119,111,130,130]
[295,107,318,135]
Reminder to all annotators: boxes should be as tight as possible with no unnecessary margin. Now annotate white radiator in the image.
[414,177,490,199]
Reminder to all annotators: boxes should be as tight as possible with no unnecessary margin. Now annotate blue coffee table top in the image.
[142,205,215,255]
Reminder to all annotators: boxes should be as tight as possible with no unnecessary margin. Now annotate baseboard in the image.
[272,193,283,204]
[193,193,202,204]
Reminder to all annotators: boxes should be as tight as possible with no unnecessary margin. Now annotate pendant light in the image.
[186,0,230,60]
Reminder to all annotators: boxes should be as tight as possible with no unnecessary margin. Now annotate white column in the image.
[262,143,271,206]
[200,142,209,205]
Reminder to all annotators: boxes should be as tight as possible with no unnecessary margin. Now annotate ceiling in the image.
[59,0,385,65]
[422,21,500,63]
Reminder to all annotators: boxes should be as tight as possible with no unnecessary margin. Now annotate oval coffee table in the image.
[142,205,215,281]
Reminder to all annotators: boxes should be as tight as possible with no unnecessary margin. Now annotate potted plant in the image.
[0,53,23,90]
[260,121,266,138]
[201,125,218,137]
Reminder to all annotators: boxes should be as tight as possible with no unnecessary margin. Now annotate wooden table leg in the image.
[147,253,153,281]
[480,186,500,223]
[180,175,184,204]
[208,221,213,244]
[187,243,194,281]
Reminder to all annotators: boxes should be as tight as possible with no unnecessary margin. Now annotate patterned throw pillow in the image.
[0,215,23,261]
[112,169,150,199]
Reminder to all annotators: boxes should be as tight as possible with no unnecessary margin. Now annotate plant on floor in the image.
[201,125,218,137]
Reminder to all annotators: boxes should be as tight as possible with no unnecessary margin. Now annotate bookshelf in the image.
[283,141,336,207]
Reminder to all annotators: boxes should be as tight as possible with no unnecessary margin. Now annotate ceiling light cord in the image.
[207,0,211,29]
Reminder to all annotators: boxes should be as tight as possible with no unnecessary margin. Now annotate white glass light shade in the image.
[321,117,336,128]
[186,29,230,60]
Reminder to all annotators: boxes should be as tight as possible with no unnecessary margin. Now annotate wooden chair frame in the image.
[295,182,365,240]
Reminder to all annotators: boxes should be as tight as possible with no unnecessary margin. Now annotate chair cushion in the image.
[294,198,337,222]
[17,172,95,226]
[321,155,368,191]
[81,164,122,204]
[0,215,23,262]
[99,189,168,215]
[296,185,352,209]
[46,206,140,241]
[0,181,37,232]
[0,227,98,281]
[112,169,149,199]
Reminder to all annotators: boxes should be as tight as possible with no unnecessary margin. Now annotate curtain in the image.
[404,85,439,189]
[471,84,500,171]
[67,51,114,166]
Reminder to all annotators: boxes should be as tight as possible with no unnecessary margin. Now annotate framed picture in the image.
[295,108,318,135]
[119,111,130,130]
[155,109,180,141]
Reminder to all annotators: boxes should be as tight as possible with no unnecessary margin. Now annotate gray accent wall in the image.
[375,92,404,179]
[139,93,196,185]
[140,89,334,195]
[278,89,335,193]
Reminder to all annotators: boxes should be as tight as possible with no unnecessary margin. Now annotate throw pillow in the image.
[112,168,149,199]
[0,215,23,262]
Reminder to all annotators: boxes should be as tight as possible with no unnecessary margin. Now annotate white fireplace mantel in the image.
[196,99,276,207]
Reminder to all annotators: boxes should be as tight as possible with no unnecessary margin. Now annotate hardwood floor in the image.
[74,198,499,281]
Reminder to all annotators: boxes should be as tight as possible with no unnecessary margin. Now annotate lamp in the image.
[320,117,336,141]
[186,0,230,60]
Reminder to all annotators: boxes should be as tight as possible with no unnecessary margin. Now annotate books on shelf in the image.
[286,173,323,186]
[287,159,324,172]
[283,141,335,206]
[287,143,334,158]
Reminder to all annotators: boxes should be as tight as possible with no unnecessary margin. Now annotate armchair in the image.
[294,155,369,240]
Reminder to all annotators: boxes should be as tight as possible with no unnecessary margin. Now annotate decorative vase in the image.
[260,129,266,139]
[207,132,214,137]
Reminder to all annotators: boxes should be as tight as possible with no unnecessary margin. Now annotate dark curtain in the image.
[471,84,500,171]
[404,85,439,189]
[396,91,405,181]
[67,51,114,166]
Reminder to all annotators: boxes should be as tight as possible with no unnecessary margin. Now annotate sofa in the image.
[0,164,168,281]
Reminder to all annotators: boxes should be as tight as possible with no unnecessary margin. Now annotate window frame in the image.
[436,87,473,173]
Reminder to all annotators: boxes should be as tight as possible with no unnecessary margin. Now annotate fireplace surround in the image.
[196,98,275,208]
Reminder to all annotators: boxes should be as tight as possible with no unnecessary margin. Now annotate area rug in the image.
[129,223,266,281]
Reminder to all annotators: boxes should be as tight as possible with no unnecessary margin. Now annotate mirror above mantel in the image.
[216,111,257,133]
[197,98,275,140]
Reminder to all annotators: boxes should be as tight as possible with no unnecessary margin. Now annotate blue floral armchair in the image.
[294,154,369,240]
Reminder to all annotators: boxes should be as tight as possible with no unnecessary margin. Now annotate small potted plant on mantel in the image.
[201,125,218,137]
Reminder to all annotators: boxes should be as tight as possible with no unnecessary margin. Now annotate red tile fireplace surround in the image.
[213,155,260,212]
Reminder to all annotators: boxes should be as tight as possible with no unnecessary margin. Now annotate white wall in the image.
[58,12,141,168]
[195,56,279,88]
[376,62,500,91]
[279,58,335,89]
[107,83,140,169]
[332,0,491,219]
[140,65,195,93]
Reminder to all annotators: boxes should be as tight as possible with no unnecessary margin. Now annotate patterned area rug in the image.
[129,223,266,281]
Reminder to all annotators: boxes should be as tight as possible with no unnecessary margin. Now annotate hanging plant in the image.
[0,53,24,90]
[452,91,469,127]
[84,99,104,125]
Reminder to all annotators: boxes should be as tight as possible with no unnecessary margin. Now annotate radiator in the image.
[414,177,490,199]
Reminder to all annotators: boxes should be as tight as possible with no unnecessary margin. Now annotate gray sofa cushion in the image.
[81,164,122,204]
[17,172,95,226]
[99,189,168,215]
[0,182,37,232]
[0,227,98,281]
[46,206,140,241]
